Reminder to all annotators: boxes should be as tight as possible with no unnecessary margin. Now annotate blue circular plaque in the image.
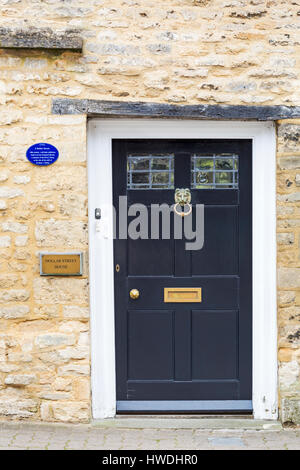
[26,143,59,166]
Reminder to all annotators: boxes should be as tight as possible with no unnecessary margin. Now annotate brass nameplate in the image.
[40,252,83,276]
[164,287,202,303]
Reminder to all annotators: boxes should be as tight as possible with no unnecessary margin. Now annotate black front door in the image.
[113,139,252,413]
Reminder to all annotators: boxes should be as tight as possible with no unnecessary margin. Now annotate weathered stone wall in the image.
[0,0,299,423]
[277,120,300,425]
[0,113,89,422]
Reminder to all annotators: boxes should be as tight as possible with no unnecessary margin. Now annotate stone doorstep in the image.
[91,417,283,431]
[0,420,91,433]
[0,417,284,432]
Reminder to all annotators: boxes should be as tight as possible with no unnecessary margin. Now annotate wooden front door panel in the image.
[113,139,252,411]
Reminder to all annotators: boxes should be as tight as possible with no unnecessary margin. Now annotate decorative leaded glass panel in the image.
[127,154,174,189]
[191,154,239,189]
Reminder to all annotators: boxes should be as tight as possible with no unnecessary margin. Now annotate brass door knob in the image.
[130,289,140,299]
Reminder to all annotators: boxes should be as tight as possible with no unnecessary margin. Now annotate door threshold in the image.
[116,400,253,413]
[92,417,281,431]
[116,414,254,419]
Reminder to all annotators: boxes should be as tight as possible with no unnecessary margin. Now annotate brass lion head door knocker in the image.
[174,188,192,217]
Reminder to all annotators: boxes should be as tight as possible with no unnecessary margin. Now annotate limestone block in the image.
[39,392,71,400]
[33,278,88,304]
[144,71,169,90]
[278,268,300,288]
[58,364,90,376]
[35,219,87,247]
[58,321,88,333]
[40,402,53,421]
[73,377,90,401]
[281,398,300,425]
[279,361,300,389]
[33,305,59,319]
[277,232,294,245]
[0,305,29,319]
[38,351,68,365]
[0,364,20,373]
[53,377,72,391]
[0,171,9,182]
[35,333,76,349]
[278,348,293,362]
[278,193,300,203]
[8,261,27,272]
[14,249,31,260]
[278,124,300,146]
[278,291,296,307]
[278,219,300,229]
[0,274,19,288]
[0,399,37,418]
[0,235,11,247]
[15,235,28,247]
[7,351,33,363]
[24,58,48,70]
[13,175,30,184]
[58,347,89,360]
[0,337,15,352]
[62,306,89,319]
[86,43,140,56]
[0,289,29,302]
[2,221,28,233]
[35,166,87,192]
[279,157,300,170]
[78,332,89,347]
[5,374,36,386]
[278,306,300,323]
[147,44,171,54]
[50,401,90,423]
[58,193,87,217]
[0,187,24,198]
[279,325,300,347]
[277,205,294,217]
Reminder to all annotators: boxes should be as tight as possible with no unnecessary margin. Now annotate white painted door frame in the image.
[88,119,278,420]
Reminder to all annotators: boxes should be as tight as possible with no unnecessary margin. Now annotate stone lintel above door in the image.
[52,98,300,121]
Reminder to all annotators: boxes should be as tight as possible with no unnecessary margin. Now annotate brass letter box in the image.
[164,287,202,303]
